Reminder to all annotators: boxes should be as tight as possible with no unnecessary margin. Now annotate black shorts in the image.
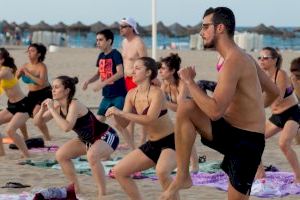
[201,118,265,195]
[139,133,175,163]
[28,86,52,108]
[7,97,34,116]
[269,104,300,128]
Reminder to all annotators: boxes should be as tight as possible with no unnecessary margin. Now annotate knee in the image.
[177,100,195,118]
[156,168,170,183]
[87,152,98,166]
[5,128,16,138]
[55,150,68,163]
[112,166,128,180]
[279,140,290,152]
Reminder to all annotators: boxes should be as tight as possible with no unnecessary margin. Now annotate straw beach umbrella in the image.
[186,22,202,34]
[19,22,31,32]
[90,21,107,33]
[68,21,90,33]
[168,23,188,37]
[144,21,173,37]
[30,21,53,31]
[53,22,68,33]
[109,22,120,33]
[247,24,274,35]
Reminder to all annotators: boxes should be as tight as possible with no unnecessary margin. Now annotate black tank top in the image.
[60,109,109,144]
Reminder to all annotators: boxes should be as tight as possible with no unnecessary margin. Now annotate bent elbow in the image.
[63,127,72,132]
[209,110,223,121]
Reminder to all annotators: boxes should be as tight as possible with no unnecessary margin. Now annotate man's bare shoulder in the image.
[226,50,255,71]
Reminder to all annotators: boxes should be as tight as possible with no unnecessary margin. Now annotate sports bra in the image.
[21,75,37,85]
[0,66,18,95]
[132,85,167,117]
[216,57,224,72]
[274,68,294,98]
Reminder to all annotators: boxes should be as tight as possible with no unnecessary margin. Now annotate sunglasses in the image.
[119,25,131,29]
[200,23,215,31]
[258,56,273,60]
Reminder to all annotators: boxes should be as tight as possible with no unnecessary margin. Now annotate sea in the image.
[67,30,300,51]
[13,27,300,51]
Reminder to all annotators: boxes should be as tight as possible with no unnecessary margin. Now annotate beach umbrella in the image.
[90,21,107,33]
[144,21,173,37]
[108,21,120,34]
[68,21,90,33]
[247,23,274,35]
[136,24,149,36]
[294,27,300,32]
[186,22,202,35]
[19,22,31,31]
[168,22,188,37]
[30,21,53,31]
[1,20,14,32]
[52,22,68,33]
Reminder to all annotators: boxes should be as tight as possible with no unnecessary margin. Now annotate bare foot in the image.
[160,175,192,200]
[190,165,199,174]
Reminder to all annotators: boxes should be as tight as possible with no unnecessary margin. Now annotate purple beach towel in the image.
[151,171,300,198]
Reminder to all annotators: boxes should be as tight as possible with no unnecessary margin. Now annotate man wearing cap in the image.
[120,17,147,91]
[119,17,148,147]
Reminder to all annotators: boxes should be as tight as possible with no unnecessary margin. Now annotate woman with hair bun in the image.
[34,75,119,197]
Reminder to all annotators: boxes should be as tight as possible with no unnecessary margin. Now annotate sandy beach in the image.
[0,46,300,200]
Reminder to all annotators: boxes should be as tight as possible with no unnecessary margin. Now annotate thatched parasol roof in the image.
[90,21,107,33]
[19,22,31,31]
[53,22,68,32]
[144,21,173,36]
[30,21,53,31]
[168,23,188,37]
[68,21,90,32]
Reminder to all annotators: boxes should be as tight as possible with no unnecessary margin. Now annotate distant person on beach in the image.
[158,53,199,173]
[290,57,300,101]
[16,43,52,141]
[160,7,279,200]
[0,48,32,158]
[120,17,148,148]
[255,47,300,183]
[82,29,132,149]
[106,57,178,200]
[290,57,300,145]
[34,75,119,197]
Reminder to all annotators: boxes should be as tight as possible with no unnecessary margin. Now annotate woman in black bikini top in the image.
[105,57,179,199]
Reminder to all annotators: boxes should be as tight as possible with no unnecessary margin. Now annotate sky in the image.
[1,0,300,27]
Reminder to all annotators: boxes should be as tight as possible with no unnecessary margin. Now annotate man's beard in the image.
[203,37,216,50]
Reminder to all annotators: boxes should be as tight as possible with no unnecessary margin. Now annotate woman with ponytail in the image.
[34,75,119,198]
[256,47,300,183]
[158,53,199,173]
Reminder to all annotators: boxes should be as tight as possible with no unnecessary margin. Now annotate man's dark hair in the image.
[203,7,235,38]
[96,29,114,45]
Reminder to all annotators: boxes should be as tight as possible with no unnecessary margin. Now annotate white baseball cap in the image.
[120,17,139,34]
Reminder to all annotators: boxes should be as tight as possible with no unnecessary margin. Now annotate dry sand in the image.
[0,46,300,199]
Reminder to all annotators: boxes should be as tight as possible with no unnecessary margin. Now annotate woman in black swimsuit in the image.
[256,47,300,183]
[34,76,119,198]
[106,57,178,200]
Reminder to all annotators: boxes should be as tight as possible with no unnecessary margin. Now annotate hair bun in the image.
[72,77,79,85]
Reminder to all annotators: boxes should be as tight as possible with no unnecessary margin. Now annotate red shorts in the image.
[125,76,137,91]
